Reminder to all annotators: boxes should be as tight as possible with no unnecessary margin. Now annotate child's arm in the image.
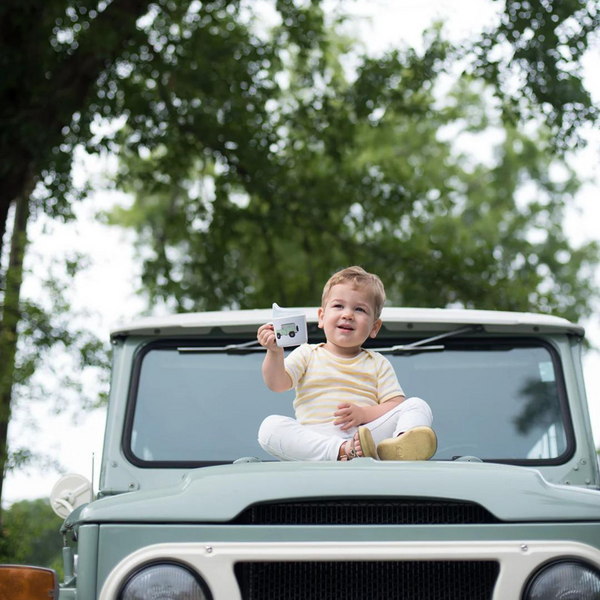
[333,396,405,430]
[258,323,293,392]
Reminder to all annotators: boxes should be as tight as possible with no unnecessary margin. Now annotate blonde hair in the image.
[321,266,386,318]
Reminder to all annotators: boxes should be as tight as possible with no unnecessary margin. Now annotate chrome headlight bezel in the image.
[522,558,600,599]
[118,561,212,600]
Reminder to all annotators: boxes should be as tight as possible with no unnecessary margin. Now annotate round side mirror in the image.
[50,473,92,518]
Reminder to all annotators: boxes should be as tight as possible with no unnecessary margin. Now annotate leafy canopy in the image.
[107,11,598,323]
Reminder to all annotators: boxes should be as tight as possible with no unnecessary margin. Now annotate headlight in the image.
[524,560,600,599]
[120,563,211,600]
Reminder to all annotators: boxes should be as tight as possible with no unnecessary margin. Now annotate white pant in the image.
[258,397,433,461]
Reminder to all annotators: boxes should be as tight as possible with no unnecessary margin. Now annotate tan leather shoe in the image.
[377,426,437,461]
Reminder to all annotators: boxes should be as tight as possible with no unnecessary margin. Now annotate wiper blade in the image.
[178,325,483,355]
[380,344,446,355]
[378,325,483,355]
[178,340,265,354]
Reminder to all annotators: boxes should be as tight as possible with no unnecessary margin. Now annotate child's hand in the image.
[257,323,281,352]
[333,403,366,430]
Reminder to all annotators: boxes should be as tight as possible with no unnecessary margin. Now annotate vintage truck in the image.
[4,307,600,599]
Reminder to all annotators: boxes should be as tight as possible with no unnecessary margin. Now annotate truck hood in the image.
[79,461,600,525]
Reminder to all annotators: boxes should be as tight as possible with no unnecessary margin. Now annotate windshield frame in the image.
[121,335,575,469]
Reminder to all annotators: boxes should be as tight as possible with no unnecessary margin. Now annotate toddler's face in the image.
[318,283,381,352]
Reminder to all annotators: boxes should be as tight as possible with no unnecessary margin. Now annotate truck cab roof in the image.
[111,307,585,338]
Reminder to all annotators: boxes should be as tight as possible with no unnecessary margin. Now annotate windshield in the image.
[125,339,570,465]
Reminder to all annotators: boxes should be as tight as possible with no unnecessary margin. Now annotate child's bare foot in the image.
[338,426,378,460]
[377,426,437,461]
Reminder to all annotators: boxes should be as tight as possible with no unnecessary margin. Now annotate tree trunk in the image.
[0,190,31,521]
[0,199,10,267]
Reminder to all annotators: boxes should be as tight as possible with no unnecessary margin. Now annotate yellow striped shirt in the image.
[285,343,404,425]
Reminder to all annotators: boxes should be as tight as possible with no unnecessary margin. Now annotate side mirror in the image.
[0,565,58,600]
[50,473,92,519]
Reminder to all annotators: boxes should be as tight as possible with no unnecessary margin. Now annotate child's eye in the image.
[356,307,366,313]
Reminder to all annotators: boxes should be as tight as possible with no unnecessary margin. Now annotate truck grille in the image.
[234,499,500,525]
[235,560,500,600]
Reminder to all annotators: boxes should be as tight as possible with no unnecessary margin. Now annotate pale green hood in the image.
[78,461,600,525]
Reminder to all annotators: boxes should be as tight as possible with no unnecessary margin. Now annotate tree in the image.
[473,0,600,152]
[0,0,155,519]
[0,0,327,516]
[1,0,598,272]
[0,0,155,253]
[0,249,110,514]
[0,499,64,575]
[108,24,598,323]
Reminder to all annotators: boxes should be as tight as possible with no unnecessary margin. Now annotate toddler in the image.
[257,266,436,461]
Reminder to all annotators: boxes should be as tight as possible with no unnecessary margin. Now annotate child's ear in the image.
[370,318,382,338]
[317,307,325,329]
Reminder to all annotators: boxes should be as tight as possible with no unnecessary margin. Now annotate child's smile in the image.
[318,283,382,357]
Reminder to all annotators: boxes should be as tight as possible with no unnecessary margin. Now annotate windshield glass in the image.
[126,340,569,464]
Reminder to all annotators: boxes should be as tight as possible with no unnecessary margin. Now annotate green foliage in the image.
[1,254,112,412]
[0,1,597,310]
[0,499,64,577]
[0,0,146,511]
[1,0,331,510]
[107,20,598,324]
[0,0,154,232]
[472,0,600,151]
[2,0,597,241]
[0,249,110,510]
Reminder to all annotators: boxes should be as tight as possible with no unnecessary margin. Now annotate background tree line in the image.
[1,0,599,566]
[0,500,64,573]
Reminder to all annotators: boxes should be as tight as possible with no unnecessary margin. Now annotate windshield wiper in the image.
[178,324,483,355]
[178,339,265,354]
[378,325,483,355]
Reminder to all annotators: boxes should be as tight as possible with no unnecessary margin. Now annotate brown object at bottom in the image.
[0,565,58,600]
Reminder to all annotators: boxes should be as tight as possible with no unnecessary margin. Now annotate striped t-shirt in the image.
[284,343,405,425]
